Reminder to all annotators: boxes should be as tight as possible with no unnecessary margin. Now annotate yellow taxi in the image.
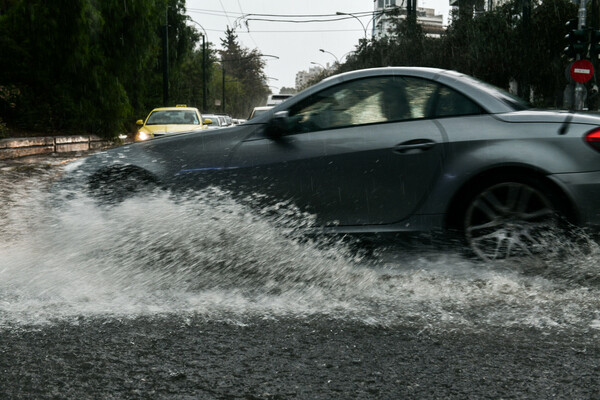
[135,105,211,141]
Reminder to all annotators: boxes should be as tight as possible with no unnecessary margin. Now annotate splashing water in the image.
[1,165,600,333]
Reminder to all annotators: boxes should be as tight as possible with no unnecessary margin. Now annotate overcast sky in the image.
[186,0,450,90]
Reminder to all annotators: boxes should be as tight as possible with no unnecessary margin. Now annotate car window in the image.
[432,86,484,117]
[458,74,530,110]
[287,76,444,134]
[146,110,200,125]
[404,78,438,118]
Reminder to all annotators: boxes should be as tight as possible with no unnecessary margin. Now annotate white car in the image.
[202,114,222,129]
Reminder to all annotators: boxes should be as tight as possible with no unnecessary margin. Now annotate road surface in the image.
[1,155,599,399]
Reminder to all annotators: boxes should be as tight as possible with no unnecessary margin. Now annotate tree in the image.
[171,42,217,112]
[528,0,577,106]
[0,0,200,138]
[279,87,297,95]
[218,27,269,118]
[339,13,431,72]
[337,0,577,108]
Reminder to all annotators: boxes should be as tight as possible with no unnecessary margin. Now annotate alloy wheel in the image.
[464,182,558,261]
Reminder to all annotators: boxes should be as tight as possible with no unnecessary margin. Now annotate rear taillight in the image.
[585,128,600,152]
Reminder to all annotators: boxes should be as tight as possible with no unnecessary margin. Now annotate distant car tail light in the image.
[585,128,600,152]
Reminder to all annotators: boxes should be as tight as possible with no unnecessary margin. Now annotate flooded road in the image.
[1,156,600,398]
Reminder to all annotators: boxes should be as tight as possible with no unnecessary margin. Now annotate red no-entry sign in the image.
[570,59,595,83]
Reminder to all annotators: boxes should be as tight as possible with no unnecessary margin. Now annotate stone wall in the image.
[0,135,112,159]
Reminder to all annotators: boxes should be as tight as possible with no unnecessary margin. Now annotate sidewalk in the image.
[0,135,114,160]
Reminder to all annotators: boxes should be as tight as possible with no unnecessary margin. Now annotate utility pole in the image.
[521,0,531,102]
[202,35,207,112]
[188,20,209,112]
[222,64,225,113]
[162,7,169,107]
[575,0,589,110]
[592,0,599,110]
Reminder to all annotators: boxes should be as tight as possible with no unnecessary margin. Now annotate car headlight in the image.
[136,131,150,141]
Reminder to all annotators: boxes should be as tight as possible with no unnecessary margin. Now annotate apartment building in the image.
[295,65,326,89]
[372,0,445,38]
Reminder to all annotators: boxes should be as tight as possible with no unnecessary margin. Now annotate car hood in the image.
[142,124,204,134]
[71,124,261,186]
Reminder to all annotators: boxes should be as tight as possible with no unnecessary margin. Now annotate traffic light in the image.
[590,30,600,60]
[565,18,589,59]
[565,18,578,31]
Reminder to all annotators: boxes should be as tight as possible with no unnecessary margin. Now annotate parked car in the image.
[135,106,209,141]
[69,67,600,260]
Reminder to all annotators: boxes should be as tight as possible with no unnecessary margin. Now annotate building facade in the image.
[372,0,444,38]
[295,65,327,89]
[449,0,510,15]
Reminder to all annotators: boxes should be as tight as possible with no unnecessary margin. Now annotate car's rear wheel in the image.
[462,179,565,261]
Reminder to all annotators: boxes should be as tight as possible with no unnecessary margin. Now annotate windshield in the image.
[146,110,200,125]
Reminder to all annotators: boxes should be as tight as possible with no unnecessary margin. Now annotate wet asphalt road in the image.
[2,153,600,399]
[1,316,599,399]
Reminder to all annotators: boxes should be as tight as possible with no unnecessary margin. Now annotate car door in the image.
[229,75,447,226]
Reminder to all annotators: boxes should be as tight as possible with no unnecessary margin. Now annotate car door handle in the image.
[393,139,436,154]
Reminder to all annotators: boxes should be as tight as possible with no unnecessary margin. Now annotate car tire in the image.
[460,175,568,261]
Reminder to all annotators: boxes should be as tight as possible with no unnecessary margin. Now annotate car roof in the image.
[150,107,200,112]
[314,67,518,114]
[246,67,519,122]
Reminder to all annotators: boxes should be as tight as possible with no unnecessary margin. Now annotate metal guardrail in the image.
[0,135,112,160]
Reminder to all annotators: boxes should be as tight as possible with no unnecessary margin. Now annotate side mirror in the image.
[266,111,290,138]
[136,119,144,126]
[203,118,213,125]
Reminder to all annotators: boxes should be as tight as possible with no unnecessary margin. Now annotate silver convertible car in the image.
[69,67,600,260]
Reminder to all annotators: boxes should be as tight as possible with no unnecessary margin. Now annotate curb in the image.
[0,135,113,160]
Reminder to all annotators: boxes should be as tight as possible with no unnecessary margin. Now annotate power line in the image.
[236,29,365,33]
[187,8,243,16]
[186,8,375,18]
[217,1,233,26]
[235,0,259,49]
[202,27,365,34]
[243,16,359,24]
[187,7,382,38]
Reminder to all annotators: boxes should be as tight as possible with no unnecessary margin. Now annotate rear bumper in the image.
[550,170,600,228]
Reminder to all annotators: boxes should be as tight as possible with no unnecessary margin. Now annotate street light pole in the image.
[202,35,207,112]
[319,48,339,64]
[336,11,368,40]
[162,7,169,106]
[188,20,209,112]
